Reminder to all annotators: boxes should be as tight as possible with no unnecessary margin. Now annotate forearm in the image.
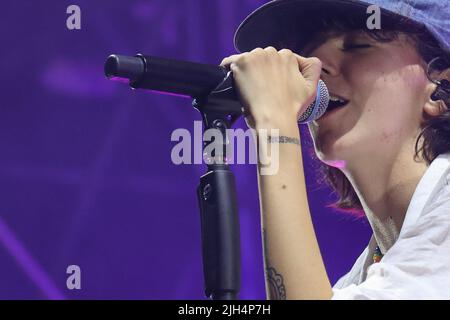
[255,120,333,300]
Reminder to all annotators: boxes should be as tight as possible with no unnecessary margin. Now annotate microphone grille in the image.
[298,80,330,124]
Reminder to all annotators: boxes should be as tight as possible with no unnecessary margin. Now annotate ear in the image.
[423,82,448,117]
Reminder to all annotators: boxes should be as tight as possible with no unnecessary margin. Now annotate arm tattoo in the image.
[263,228,287,300]
[267,135,300,146]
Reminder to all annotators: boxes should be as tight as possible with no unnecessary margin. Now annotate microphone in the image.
[104,54,329,124]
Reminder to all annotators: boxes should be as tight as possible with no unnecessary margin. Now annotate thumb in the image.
[294,55,323,90]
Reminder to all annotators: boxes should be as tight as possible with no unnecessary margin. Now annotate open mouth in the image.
[326,95,349,113]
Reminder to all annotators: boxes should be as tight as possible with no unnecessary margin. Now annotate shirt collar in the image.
[399,152,450,238]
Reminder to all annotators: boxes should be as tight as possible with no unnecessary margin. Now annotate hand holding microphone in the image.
[220,47,326,129]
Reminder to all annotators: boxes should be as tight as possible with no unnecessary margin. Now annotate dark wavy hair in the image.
[293,16,450,215]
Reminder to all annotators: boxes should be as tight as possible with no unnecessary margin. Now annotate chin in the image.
[308,122,355,169]
[315,150,347,169]
[312,136,350,170]
[323,158,348,169]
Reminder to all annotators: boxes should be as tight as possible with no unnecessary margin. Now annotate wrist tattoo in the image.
[267,135,300,146]
[263,228,287,300]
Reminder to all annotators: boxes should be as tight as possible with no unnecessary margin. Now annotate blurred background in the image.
[0,0,371,299]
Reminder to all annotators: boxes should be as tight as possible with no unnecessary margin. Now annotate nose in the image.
[320,57,340,78]
[312,38,343,78]
[321,66,331,76]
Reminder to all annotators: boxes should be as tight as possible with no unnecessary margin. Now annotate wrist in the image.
[250,101,299,129]
[254,117,300,136]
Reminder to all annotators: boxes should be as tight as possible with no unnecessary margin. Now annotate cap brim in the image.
[234,0,413,53]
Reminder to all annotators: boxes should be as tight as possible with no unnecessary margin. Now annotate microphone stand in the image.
[192,74,242,300]
[103,54,243,300]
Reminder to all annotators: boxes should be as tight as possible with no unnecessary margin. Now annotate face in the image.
[306,31,432,170]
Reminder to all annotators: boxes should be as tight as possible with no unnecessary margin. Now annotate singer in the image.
[223,0,450,299]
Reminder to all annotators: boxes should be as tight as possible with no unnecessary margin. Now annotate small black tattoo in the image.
[266,267,287,300]
[263,228,287,300]
[267,135,300,146]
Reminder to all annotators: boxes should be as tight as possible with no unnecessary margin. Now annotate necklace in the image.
[373,246,384,263]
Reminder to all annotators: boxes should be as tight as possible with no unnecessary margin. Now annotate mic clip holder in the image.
[192,73,242,300]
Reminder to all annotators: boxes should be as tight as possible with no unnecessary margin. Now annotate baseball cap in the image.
[234,0,450,55]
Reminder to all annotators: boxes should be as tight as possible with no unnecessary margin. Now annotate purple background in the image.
[0,0,371,299]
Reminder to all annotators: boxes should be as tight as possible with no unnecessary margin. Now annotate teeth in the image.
[330,96,346,103]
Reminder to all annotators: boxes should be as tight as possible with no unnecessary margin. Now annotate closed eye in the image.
[342,44,372,52]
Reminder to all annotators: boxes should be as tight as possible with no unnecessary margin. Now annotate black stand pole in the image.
[193,77,242,300]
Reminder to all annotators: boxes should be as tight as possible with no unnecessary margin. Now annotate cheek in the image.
[352,65,427,141]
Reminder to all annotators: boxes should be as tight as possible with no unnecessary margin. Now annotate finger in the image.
[278,48,297,62]
[251,47,265,54]
[278,48,294,56]
[263,46,278,54]
[294,54,323,86]
[220,54,243,67]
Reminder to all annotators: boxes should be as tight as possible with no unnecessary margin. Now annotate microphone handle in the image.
[105,54,228,98]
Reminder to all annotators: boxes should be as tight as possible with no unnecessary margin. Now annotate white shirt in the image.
[331,152,450,300]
